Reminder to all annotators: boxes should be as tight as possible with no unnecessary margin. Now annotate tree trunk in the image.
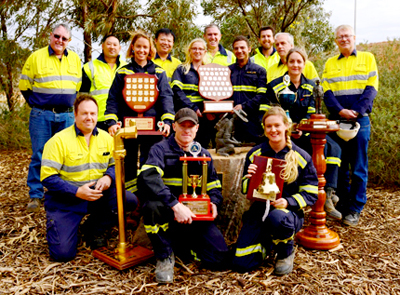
[82,0,92,63]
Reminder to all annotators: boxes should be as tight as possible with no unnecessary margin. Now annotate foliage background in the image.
[0,0,399,186]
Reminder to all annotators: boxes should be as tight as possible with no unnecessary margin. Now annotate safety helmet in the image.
[336,121,360,141]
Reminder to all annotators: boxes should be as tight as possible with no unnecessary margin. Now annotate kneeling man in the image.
[138,108,228,283]
[41,94,137,261]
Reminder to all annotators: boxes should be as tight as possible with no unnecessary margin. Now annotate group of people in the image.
[18,21,378,282]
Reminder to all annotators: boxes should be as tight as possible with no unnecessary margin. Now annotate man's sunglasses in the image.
[53,34,70,42]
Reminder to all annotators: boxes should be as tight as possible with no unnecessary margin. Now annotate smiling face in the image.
[102,36,121,59]
[190,41,206,63]
[155,33,174,56]
[259,29,274,51]
[50,26,70,57]
[173,121,199,148]
[275,34,293,60]
[233,40,251,64]
[75,100,98,136]
[287,52,305,77]
[132,37,150,66]
[204,26,222,50]
[335,28,356,56]
[263,114,289,146]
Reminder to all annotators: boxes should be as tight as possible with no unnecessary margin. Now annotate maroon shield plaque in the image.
[122,73,159,131]
[198,63,234,113]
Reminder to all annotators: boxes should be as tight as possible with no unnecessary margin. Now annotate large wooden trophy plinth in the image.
[198,63,234,113]
[295,81,340,250]
[93,121,154,270]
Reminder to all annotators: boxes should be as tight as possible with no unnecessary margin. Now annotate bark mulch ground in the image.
[1,150,399,294]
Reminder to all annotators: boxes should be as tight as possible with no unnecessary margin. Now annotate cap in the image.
[174,108,199,124]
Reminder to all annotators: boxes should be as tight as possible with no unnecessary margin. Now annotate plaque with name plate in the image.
[247,155,286,202]
[198,63,234,113]
[122,73,162,134]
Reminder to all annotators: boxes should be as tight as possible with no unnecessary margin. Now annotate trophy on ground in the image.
[178,142,214,221]
[122,73,164,135]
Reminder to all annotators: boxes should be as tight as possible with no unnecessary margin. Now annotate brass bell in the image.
[253,159,280,201]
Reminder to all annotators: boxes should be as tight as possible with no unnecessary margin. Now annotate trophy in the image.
[247,155,286,202]
[122,73,164,135]
[178,142,214,221]
[277,75,297,128]
[253,158,281,201]
[198,63,234,113]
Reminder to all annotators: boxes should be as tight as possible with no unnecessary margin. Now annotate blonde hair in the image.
[180,38,207,74]
[262,107,298,183]
[126,29,156,60]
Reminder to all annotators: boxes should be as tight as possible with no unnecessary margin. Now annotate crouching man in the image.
[41,94,137,261]
[138,108,228,283]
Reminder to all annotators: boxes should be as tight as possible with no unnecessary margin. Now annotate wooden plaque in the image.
[123,73,159,114]
[198,63,233,101]
[247,155,286,201]
[124,116,155,130]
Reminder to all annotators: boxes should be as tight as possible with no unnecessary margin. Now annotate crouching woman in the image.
[232,106,318,275]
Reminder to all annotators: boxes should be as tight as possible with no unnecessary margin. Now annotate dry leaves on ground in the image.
[0,149,399,294]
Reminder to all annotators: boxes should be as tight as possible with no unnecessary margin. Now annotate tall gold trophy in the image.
[178,142,214,221]
[92,120,154,270]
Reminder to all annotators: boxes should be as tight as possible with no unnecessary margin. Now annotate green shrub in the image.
[0,103,31,150]
[366,40,400,185]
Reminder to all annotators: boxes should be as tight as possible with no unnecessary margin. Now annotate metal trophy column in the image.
[93,120,154,270]
[295,80,341,250]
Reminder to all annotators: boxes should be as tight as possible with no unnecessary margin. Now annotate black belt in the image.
[35,106,74,113]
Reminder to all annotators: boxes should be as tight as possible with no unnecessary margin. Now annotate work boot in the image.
[275,250,295,275]
[343,211,360,227]
[155,253,175,283]
[324,187,342,220]
[331,193,339,207]
[27,198,41,213]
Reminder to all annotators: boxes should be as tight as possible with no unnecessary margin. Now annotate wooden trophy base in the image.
[296,113,340,250]
[93,244,154,270]
[179,195,214,221]
[137,130,163,136]
[296,224,340,250]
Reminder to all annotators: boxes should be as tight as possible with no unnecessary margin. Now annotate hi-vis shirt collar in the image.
[261,140,290,157]
[338,49,357,60]
[155,52,173,61]
[257,46,276,56]
[48,45,69,57]
[74,124,99,137]
[97,53,123,67]
[218,44,228,56]
[129,58,156,74]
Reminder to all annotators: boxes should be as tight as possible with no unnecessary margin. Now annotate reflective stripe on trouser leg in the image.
[266,208,303,259]
[142,200,174,259]
[232,203,273,272]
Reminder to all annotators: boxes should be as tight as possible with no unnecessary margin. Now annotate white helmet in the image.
[337,121,360,141]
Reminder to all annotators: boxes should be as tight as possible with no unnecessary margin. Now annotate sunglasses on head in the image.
[53,34,70,42]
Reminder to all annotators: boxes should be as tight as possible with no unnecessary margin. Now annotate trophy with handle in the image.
[178,142,214,221]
